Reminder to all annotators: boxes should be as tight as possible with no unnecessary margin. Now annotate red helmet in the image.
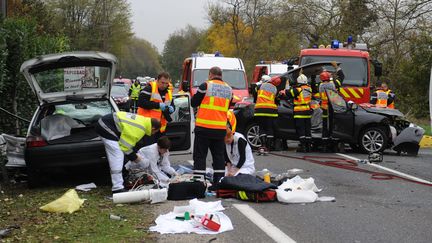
[269,76,282,87]
[320,71,331,81]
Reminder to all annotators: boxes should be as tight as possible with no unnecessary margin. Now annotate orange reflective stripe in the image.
[138,82,172,132]
[227,110,237,133]
[196,80,232,130]
[255,83,277,111]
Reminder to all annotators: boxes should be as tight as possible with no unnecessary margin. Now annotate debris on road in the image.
[75,182,97,192]
[149,199,233,234]
[112,188,167,204]
[276,175,335,204]
[40,189,84,213]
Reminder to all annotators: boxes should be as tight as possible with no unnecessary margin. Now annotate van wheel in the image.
[245,122,262,150]
[359,127,388,154]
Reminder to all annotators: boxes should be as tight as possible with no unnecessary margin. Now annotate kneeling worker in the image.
[125,136,178,187]
[224,128,256,176]
[95,111,161,193]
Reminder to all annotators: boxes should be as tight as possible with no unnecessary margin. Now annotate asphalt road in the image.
[159,147,432,243]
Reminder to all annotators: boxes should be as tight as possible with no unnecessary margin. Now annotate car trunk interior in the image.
[30,99,111,144]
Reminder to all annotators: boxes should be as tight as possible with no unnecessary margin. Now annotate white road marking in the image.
[233,204,296,243]
[187,159,194,166]
[336,153,432,185]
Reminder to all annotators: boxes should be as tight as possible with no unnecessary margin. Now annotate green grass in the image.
[0,184,156,242]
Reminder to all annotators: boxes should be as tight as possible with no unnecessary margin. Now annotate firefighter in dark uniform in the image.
[191,66,232,190]
[285,74,313,152]
[253,76,281,153]
[318,71,337,144]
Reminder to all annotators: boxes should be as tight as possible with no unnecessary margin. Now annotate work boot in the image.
[266,137,274,152]
[296,138,307,153]
[321,137,330,153]
[305,137,312,153]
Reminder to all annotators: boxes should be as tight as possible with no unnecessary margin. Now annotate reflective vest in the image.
[376,90,388,108]
[319,81,336,110]
[227,110,237,133]
[386,90,395,109]
[168,82,174,93]
[129,83,141,100]
[196,80,232,130]
[137,81,172,133]
[113,112,152,155]
[254,83,278,117]
[310,93,321,110]
[291,85,312,119]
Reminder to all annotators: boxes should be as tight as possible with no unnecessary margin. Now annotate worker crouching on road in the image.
[95,112,160,193]
[191,66,232,191]
[224,128,255,176]
[125,136,178,187]
[370,81,395,109]
[253,75,280,153]
[285,74,313,152]
[137,72,174,143]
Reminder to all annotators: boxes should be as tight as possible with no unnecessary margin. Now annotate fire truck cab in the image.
[179,52,249,104]
[299,38,382,104]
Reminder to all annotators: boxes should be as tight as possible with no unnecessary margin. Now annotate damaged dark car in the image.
[234,62,424,155]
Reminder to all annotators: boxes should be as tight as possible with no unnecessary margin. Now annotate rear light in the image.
[26,136,48,148]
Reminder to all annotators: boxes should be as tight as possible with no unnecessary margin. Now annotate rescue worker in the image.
[191,66,232,191]
[331,61,345,86]
[370,82,395,109]
[124,136,178,187]
[137,72,174,141]
[227,110,237,133]
[94,112,161,193]
[285,74,313,152]
[224,128,255,176]
[318,71,337,141]
[253,75,280,153]
[129,79,142,113]
[253,75,271,103]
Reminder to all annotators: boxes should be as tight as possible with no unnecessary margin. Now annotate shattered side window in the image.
[327,90,347,113]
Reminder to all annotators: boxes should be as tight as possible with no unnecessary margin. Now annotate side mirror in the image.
[181,80,190,92]
[347,101,357,110]
[372,60,382,77]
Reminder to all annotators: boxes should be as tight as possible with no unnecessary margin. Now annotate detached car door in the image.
[326,89,355,141]
[165,93,194,154]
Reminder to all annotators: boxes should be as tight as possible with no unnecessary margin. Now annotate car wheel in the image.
[359,127,388,154]
[245,122,262,149]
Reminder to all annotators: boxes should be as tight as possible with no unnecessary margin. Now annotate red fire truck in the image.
[299,39,382,104]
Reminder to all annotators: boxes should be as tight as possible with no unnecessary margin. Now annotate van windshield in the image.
[300,56,368,87]
[192,69,246,89]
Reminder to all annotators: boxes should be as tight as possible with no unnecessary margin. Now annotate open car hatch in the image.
[20,52,117,104]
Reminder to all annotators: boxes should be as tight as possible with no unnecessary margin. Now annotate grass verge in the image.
[0,183,156,242]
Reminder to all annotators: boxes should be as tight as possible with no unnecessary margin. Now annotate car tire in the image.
[359,127,388,154]
[245,122,262,150]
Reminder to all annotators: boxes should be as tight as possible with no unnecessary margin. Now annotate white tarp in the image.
[149,199,233,234]
[276,176,335,204]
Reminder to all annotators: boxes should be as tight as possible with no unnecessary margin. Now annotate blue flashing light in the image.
[347,35,353,44]
[215,51,223,57]
[331,40,340,49]
[259,60,265,64]
[282,60,288,64]
[312,44,318,48]
[191,53,198,57]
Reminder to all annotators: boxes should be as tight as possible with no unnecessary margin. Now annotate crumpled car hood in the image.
[360,105,404,117]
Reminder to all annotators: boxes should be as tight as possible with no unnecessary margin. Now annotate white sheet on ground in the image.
[276,175,335,204]
[149,199,233,234]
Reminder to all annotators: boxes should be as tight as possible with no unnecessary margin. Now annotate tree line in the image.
[163,0,432,119]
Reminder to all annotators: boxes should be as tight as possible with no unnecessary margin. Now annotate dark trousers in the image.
[295,118,311,139]
[193,135,225,184]
[322,109,329,138]
[256,116,274,138]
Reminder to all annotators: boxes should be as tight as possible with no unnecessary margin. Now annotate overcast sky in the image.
[128,0,211,53]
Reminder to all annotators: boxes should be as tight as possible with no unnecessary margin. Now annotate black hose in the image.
[0,107,31,123]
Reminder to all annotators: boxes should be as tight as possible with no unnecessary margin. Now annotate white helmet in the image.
[261,75,271,82]
[150,78,155,82]
[297,74,308,84]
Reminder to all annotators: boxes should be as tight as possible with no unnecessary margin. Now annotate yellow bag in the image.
[40,189,84,213]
